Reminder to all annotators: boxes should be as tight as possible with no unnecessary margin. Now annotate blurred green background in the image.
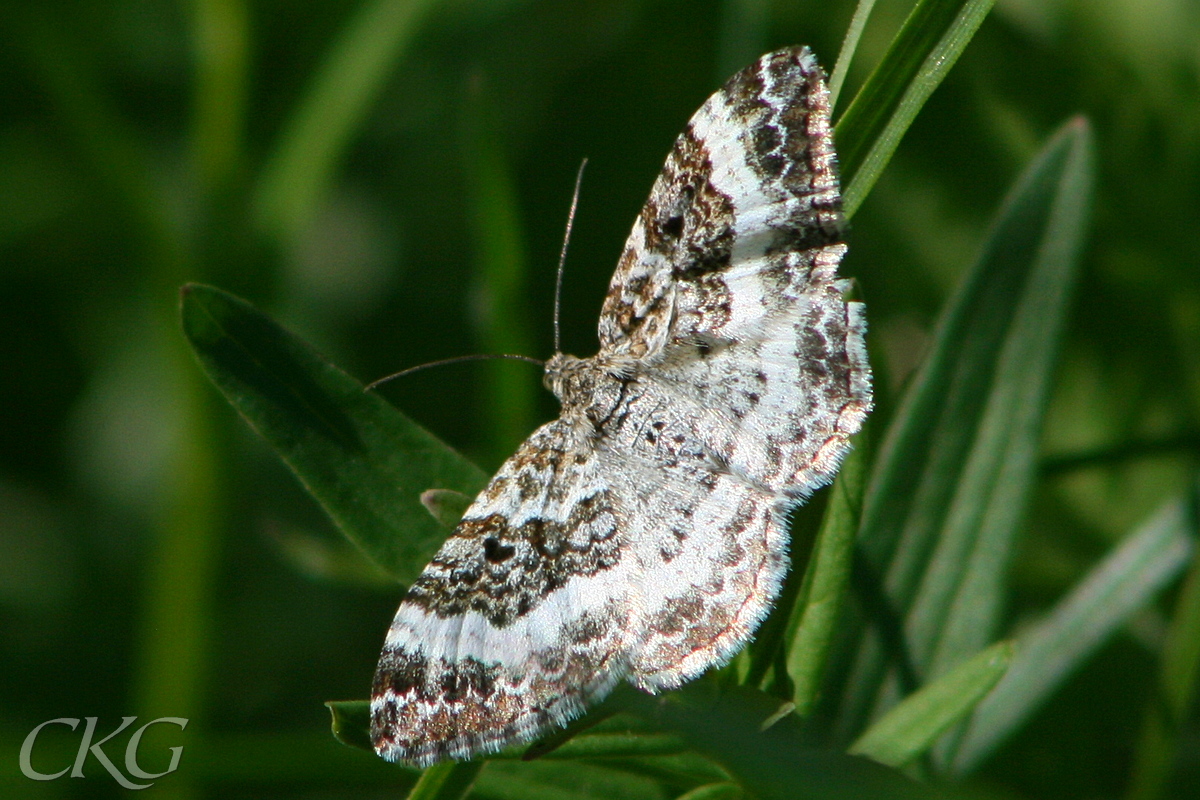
[1,0,1198,797]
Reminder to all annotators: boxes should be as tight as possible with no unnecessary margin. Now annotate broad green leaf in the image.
[181,283,487,582]
[254,0,441,242]
[836,0,995,217]
[839,118,1094,740]
[952,496,1195,773]
[785,435,868,716]
[850,641,1012,768]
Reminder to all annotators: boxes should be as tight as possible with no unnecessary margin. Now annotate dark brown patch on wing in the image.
[406,489,622,627]
[599,123,738,351]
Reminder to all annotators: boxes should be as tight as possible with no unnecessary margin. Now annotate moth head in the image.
[543,352,585,400]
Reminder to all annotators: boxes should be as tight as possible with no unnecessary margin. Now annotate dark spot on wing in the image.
[662,214,684,239]
[483,537,515,563]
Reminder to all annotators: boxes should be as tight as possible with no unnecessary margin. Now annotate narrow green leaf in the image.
[406,761,484,800]
[850,641,1012,768]
[254,0,440,242]
[839,119,1093,739]
[828,0,880,109]
[836,0,995,217]
[326,700,374,753]
[915,118,1094,683]
[739,507,823,691]
[952,497,1195,773]
[786,436,867,716]
[1127,485,1200,800]
[180,283,487,582]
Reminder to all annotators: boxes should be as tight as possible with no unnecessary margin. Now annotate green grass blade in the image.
[913,118,1094,682]
[835,0,995,218]
[840,118,1094,738]
[405,761,484,800]
[180,283,487,582]
[828,0,879,109]
[1127,486,1200,800]
[785,436,867,716]
[952,496,1196,773]
[254,0,440,242]
[850,641,1012,768]
[191,0,249,196]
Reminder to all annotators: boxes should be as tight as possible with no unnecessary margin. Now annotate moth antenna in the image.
[364,353,543,393]
[554,158,588,355]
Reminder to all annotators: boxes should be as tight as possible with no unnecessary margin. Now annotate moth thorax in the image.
[543,352,589,402]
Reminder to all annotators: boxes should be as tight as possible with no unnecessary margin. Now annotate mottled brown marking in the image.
[639,126,737,284]
[721,59,768,121]
[406,489,623,627]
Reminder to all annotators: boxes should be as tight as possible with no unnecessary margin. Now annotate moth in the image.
[371,46,871,766]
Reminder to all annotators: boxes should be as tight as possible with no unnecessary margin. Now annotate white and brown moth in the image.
[371,46,872,766]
